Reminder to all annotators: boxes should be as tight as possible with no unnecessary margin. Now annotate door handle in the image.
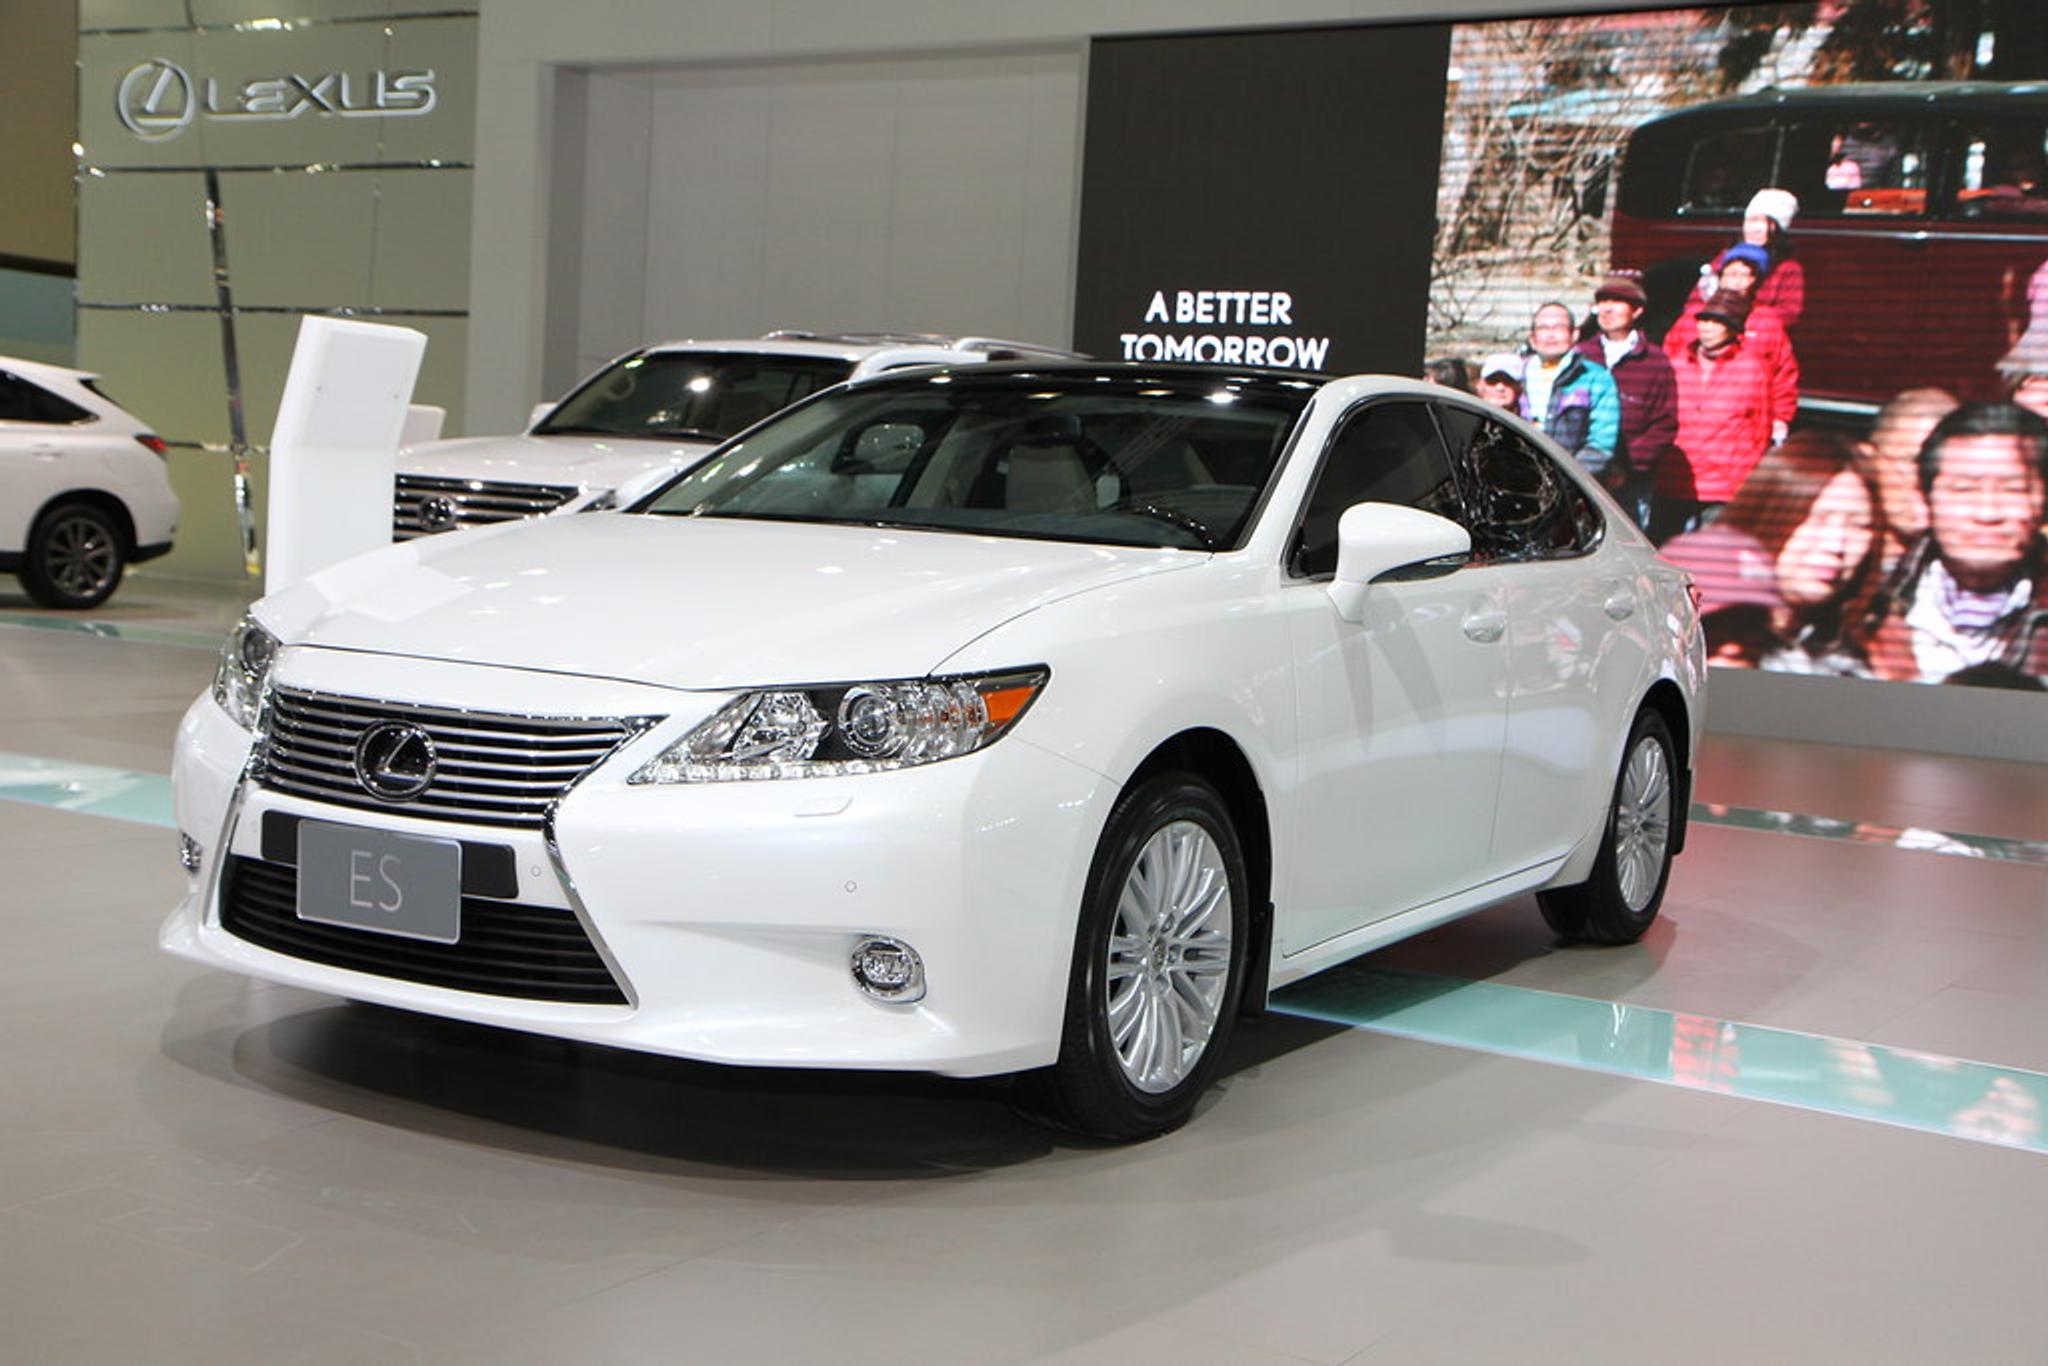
[30,445,60,460]
[1603,582,1635,620]
[1461,603,1507,643]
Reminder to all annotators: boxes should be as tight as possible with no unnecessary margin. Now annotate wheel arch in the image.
[1638,676,1693,855]
[1121,726,1275,1015]
[33,489,137,554]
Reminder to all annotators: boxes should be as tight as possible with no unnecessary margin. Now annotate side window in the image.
[1679,125,1779,215]
[1784,117,1930,218]
[1291,401,1464,579]
[1435,406,1599,563]
[0,373,91,425]
[1950,118,2048,222]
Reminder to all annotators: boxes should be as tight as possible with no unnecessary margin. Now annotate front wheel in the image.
[1025,772,1249,1140]
[1538,709,1677,945]
[21,501,127,609]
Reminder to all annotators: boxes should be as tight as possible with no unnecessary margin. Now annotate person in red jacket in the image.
[1665,244,1798,443]
[1651,290,1776,544]
[1740,188,1805,333]
[1575,271,1676,530]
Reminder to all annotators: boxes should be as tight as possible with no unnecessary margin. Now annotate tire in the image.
[1538,708,1677,945]
[21,501,127,609]
[1024,772,1250,1141]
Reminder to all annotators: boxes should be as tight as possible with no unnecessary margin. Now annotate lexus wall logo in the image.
[353,722,438,802]
[115,58,437,142]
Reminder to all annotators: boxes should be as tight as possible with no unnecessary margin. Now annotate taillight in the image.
[136,433,168,459]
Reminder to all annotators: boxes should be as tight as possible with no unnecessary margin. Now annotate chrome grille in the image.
[393,474,578,540]
[255,686,644,829]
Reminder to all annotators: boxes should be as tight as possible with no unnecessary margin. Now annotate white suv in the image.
[392,332,1081,538]
[0,358,179,609]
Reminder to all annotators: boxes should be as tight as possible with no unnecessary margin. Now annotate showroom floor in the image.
[4,574,2047,1365]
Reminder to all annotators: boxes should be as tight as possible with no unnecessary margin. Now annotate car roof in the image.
[850,358,1338,391]
[0,354,99,387]
[1639,80,2048,126]
[640,332,1083,363]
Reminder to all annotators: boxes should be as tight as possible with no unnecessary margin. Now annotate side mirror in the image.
[1327,502,1472,622]
[528,402,556,431]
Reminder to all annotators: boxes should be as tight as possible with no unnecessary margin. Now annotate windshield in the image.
[533,351,854,441]
[636,371,1314,551]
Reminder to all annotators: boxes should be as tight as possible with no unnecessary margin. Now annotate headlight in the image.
[212,614,279,730]
[630,667,1048,784]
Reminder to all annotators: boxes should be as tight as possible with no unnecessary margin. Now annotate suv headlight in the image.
[630,668,1048,784]
[212,614,279,730]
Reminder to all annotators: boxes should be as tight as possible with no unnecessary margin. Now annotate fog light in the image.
[851,936,925,1003]
[178,833,203,874]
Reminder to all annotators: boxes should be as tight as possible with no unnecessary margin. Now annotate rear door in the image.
[1434,403,1643,875]
[1772,111,1938,405]
[1924,111,2048,402]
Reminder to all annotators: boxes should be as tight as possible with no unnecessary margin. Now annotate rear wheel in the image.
[1024,773,1249,1140]
[21,501,127,609]
[1538,709,1676,945]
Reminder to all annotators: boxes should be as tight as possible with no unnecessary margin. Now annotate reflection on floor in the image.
[3,571,2046,1364]
[1273,965,2048,1155]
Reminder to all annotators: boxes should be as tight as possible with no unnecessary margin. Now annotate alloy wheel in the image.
[1614,734,1672,912]
[1104,819,1234,1094]
[45,515,119,601]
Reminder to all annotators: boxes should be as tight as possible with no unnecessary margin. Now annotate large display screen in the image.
[1430,1,2048,689]
[1077,3,2047,694]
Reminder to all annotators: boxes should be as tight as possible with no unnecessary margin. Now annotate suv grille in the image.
[221,856,627,1005]
[393,474,578,539]
[255,686,642,829]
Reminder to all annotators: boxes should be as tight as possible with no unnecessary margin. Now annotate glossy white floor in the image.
[4,574,2047,1365]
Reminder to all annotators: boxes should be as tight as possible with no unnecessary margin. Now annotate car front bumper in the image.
[161,651,1114,1078]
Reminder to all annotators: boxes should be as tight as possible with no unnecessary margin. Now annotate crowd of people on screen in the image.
[1429,187,2048,688]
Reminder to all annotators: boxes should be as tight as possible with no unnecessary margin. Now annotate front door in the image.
[1279,400,1508,956]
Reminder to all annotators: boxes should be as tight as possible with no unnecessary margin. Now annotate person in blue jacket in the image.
[1520,300,1621,481]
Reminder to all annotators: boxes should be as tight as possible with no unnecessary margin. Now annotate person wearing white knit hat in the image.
[1738,187,1806,332]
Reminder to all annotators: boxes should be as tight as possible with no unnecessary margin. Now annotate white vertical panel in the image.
[265,317,425,591]
[606,48,1080,352]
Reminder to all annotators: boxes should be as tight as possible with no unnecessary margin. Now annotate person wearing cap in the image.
[1652,289,1777,543]
[1666,243,1798,444]
[1519,301,1621,480]
[1575,271,1675,530]
[1474,351,1524,413]
[1736,188,1805,332]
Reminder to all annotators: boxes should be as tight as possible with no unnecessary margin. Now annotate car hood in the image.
[398,433,719,492]
[262,513,1199,690]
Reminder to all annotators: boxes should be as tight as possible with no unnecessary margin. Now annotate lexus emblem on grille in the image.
[354,722,437,801]
[419,496,458,531]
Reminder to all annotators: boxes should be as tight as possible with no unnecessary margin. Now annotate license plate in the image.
[297,821,462,944]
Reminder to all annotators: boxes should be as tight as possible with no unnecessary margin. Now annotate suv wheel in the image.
[21,502,127,609]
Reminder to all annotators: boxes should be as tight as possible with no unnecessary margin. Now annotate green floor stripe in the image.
[1272,963,2048,1155]
[0,752,176,828]
[0,613,224,651]
[1691,801,2048,869]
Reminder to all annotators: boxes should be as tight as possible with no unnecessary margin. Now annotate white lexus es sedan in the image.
[163,363,1705,1139]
